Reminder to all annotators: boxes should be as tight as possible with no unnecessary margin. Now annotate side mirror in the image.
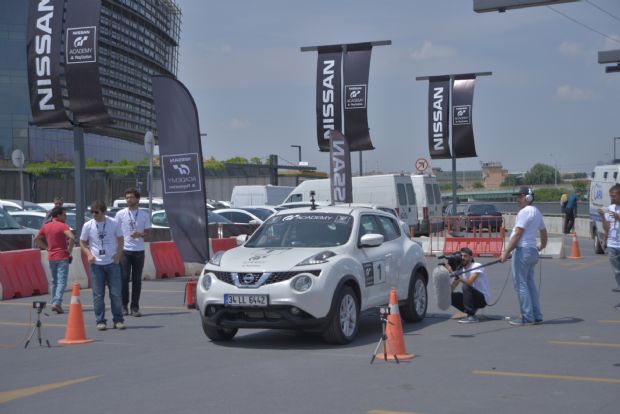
[360,233,384,247]
[236,234,248,246]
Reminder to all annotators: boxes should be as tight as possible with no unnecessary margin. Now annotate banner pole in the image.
[73,125,86,235]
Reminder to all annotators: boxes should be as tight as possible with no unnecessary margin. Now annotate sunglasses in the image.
[92,210,104,214]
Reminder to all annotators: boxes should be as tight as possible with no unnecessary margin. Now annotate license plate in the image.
[224,294,269,307]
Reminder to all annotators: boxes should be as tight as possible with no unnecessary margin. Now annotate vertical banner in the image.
[329,130,352,204]
[343,43,374,151]
[427,76,451,159]
[451,76,477,158]
[26,0,71,127]
[64,0,111,126]
[152,76,209,263]
[316,47,342,152]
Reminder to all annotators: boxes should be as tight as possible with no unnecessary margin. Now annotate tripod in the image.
[24,308,51,349]
[370,314,399,364]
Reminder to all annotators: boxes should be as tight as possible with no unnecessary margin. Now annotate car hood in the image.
[216,246,330,271]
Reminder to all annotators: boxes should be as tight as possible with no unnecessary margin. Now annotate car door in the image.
[356,214,392,307]
[375,214,404,290]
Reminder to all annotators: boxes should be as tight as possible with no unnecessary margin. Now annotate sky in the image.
[174,0,620,175]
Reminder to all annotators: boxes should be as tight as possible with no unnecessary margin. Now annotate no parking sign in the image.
[415,158,429,173]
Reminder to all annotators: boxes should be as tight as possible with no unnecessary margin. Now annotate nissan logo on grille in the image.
[242,274,257,284]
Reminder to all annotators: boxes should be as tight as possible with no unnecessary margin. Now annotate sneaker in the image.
[508,318,535,326]
[458,315,480,324]
[612,288,620,293]
[114,322,126,330]
[130,310,142,317]
[122,307,129,316]
[534,319,544,325]
[51,304,64,314]
[96,323,106,331]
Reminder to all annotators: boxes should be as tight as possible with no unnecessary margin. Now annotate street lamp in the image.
[291,145,301,185]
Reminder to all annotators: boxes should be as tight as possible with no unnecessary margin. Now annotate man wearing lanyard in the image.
[598,183,620,309]
[80,200,125,331]
[115,188,151,317]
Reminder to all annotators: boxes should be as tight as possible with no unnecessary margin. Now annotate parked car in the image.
[212,208,268,225]
[38,202,76,211]
[197,205,429,344]
[462,203,503,231]
[9,211,79,230]
[3,200,46,212]
[0,206,37,249]
[443,203,469,231]
[151,209,233,229]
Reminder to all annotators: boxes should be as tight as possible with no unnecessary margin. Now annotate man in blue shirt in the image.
[563,189,581,234]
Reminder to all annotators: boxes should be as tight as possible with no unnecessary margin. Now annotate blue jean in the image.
[49,259,69,306]
[511,247,543,323]
[607,247,620,288]
[90,263,124,325]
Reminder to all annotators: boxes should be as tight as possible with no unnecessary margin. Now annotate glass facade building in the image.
[0,0,181,165]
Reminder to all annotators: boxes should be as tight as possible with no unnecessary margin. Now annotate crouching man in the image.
[450,247,491,324]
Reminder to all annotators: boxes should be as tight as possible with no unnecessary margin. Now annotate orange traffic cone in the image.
[58,283,94,345]
[374,288,415,362]
[567,232,582,259]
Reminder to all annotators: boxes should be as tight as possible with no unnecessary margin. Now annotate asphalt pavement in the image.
[0,236,618,414]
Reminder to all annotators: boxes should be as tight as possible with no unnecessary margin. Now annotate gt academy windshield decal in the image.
[279,214,352,223]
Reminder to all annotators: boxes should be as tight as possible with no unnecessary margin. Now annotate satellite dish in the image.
[144,131,154,156]
[11,149,25,169]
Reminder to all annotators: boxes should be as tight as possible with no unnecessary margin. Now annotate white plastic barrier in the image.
[503,236,565,259]
[142,242,157,280]
[40,250,53,288]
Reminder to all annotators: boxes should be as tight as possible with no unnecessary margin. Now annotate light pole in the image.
[549,153,558,186]
[291,145,301,185]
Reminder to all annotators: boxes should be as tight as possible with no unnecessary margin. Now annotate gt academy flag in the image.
[64,0,111,126]
[427,76,451,159]
[315,46,342,152]
[329,130,352,204]
[343,43,374,151]
[451,76,477,158]
[152,76,210,263]
[26,0,71,127]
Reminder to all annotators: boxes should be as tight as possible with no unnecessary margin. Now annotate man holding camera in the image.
[448,247,490,324]
[35,206,75,314]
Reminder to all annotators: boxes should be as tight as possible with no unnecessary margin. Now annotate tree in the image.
[250,157,263,165]
[572,180,588,194]
[472,181,484,189]
[524,163,561,185]
[500,175,523,187]
[226,156,249,164]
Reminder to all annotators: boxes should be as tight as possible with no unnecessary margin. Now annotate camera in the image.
[438,252,462,273]
[32,301,46,311]
[378,306,391,317]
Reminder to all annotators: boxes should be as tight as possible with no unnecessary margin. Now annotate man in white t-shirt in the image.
[597,183,620,309]
[115,188,151,317]
[500,186,547,326]
[79,200,125,331]
[450,247,491,324]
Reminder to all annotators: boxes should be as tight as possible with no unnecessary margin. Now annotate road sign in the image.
[11,149,25,169]
[415,157,429,173]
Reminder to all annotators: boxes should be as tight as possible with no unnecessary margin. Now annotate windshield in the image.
[245,212,353,248]
[0,207,22,230]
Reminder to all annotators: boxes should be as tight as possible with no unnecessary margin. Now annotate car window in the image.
[152,212,168,226]
[0,208,22,230]
[397,184,407,206]
[376,215,400,241]
[207,211,233,224]
[230,212,251,223]
[242,208,272,221]
[425,183,434,204]
[406,183,416,205]
[358,214,380,239]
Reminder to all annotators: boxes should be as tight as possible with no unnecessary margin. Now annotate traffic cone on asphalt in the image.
[58,283,94,345]
[374,288,415,362]
[567,232,582,259]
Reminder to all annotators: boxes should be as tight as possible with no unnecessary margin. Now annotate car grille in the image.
[212,270,321,286]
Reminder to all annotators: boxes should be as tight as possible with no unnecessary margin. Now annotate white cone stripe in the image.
[71,296,81,305]
[389,303,399,314]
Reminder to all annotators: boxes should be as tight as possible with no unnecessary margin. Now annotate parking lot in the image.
[1,237,618,414]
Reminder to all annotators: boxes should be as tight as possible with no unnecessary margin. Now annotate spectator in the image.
[44,196,64,224]
[563,189,581,234]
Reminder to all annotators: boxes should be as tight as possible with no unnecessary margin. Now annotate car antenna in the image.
[310,190,317,210]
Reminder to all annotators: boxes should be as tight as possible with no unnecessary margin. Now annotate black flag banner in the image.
[152,76,209,263]
[64,0,111,126]
[451,76,477,158]
[316,47,342,152]
[26,0,71,128]
[328,130,352,203]
[427,76,451,159]
[343,43,374,151]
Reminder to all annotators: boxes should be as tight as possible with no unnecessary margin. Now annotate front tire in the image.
[400,272,427,323]
[201,315,238,342]
[322,286,359,345]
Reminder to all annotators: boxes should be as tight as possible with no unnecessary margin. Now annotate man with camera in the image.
[35,206,75,314]
[446,247,490,324]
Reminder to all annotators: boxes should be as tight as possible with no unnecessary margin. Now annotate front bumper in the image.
[201,304,330,331]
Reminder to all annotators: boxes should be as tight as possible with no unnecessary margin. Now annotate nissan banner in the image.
[152,76,210,263]
[427,76,451,159]
[26,0,71,127]
[64,0,111,126]
[451,76,477,158]
[343,44,374,151]
[315,47,342,152]
[329,130,352,203]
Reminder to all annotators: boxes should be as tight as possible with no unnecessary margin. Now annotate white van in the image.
[589,164,620,254]
[283,174,420,233]
[230,185,295,207]
[411,174,444,234]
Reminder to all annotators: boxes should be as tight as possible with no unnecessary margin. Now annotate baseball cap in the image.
[512,186,531,196]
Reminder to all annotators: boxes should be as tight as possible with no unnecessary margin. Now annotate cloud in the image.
[410,40,455,61]
[227,118,251,129]
[554,84,593,101]
[558,41,585,57]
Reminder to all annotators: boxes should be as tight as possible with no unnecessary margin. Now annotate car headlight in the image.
[201,274,212,290]
[292,275,313,292]
[208,251,225,267]
[296,250,336,266]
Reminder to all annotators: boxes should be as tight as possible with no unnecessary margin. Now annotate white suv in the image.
[197,205,428,344]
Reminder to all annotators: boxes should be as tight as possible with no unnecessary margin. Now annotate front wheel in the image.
[322,286,359,345]
[594,232,605,255]
[201,315,238,342]
[400,272,427,323]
